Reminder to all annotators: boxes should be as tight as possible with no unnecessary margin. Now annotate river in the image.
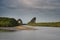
[0,26,60,40]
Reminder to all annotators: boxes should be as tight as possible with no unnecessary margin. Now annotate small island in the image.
[0,17,36,32]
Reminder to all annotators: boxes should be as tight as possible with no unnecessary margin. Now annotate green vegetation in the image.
[28,22,60,27]
[0,17,19,27]
[28,17,60,27]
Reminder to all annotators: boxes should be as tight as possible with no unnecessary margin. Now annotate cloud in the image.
[0,0,60,9]
[20,0,60,9]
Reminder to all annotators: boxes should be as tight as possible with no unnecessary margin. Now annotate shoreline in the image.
[16,26,37,30]
[0,26,37,32]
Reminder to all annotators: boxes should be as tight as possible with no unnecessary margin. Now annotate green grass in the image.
[28,22,60,27]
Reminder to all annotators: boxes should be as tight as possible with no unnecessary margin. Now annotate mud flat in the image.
[16,26,37,30]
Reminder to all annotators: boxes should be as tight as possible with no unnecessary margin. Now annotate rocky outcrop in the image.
[17,19,23,25]
[28,17,36,24]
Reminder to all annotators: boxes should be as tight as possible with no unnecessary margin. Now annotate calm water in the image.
[0,26,60,40]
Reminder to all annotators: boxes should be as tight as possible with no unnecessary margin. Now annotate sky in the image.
[0,0,60,23]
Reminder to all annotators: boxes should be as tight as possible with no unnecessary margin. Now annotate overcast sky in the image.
[0,0,60,23]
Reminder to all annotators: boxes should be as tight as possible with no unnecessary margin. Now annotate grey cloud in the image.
[31,0,60,9]
[0,0,60,9]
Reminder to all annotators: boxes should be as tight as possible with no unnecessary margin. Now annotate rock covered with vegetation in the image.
[0,17,19,27]
[17,19,22,25]
[28,17,36,25]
